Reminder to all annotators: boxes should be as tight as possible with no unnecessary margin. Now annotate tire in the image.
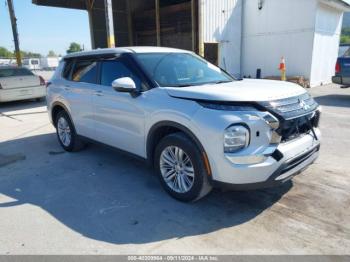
[55,110,85,152]
[154,132,212,202]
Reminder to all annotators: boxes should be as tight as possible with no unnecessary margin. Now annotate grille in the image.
[279,111,320,142]
[258,93,320,142]
[260,93,319,120]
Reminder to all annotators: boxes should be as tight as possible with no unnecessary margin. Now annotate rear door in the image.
[61,59,98,138]
[338,48,350,77]
[338,57,350,77]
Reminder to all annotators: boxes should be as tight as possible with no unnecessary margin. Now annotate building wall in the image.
[310,2,343,86]
[242,0,318,81]
[200,0,242,77]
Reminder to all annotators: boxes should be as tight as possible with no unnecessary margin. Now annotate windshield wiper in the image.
[172,84,193,87]
[213,80,233,84]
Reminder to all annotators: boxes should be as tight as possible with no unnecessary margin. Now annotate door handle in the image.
[63,85,70,91]
[94,90,104,96]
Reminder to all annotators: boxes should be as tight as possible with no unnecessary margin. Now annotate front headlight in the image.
[224,125,250,153]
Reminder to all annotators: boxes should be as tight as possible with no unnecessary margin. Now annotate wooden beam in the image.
[191,0,196,52]
[85,0,95,49]
[126,0,133,45]
[155,0,160,46]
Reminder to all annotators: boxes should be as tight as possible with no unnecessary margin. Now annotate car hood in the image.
[163,79,306,102]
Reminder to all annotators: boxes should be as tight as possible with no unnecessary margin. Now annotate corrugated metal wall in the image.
[200,0,242,76]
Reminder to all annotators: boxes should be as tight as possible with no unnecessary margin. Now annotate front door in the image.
[93,57,146,157]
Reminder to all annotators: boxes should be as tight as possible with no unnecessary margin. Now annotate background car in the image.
[332,44,350,86]
[0,66,46,102]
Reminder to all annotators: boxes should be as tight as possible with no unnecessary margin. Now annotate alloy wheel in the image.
[160,146,195,193]
[57,117,71,147]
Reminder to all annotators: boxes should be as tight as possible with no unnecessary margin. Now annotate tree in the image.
[341,27,350,44]
[48,50,57,57]
[66,42,82,54]
[20,51,41,58]
[0,47,14,58]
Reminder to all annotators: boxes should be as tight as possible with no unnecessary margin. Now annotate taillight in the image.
[39,76,46,86]
[335,61,341,74]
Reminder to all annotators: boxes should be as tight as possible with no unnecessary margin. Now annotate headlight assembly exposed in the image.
[263,113,281,145]
[224,125,250,153]
[263,114,280,130]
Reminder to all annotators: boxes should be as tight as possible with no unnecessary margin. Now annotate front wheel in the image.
[154,133,212,202]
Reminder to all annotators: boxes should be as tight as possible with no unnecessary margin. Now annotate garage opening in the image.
[33,0,199,52]
[130,0,198,52]
[204,43,219,66]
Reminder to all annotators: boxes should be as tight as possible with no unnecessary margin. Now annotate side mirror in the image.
[112,77,137,93]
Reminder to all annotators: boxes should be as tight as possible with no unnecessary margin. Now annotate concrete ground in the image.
[0,84,349,255]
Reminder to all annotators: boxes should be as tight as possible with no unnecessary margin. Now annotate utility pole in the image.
[104,0,115,48]
[7,0,22,66]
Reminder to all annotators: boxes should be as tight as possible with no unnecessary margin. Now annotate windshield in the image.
[134,53,234,87]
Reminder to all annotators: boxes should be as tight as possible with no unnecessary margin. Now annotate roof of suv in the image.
[64,46,192,59]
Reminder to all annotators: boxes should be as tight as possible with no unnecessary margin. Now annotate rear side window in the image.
[71,60,98,84]
[0,68,34,78]
[62,60,74,80]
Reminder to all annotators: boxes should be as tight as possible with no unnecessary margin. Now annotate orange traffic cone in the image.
[279,57,286,81]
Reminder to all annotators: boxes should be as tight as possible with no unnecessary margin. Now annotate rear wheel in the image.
[154,133,212,202]
[55,111,85,152]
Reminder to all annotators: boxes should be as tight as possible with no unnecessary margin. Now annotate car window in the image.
[71,60,98,84]
[100,60,142,88]
[134,53,233,87]
[343,47,350,57]
[62,60,74,80]
[31,60,39,65]
[0,68,34,78]
[16,68,34,76]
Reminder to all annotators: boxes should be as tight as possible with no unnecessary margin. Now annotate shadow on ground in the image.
[0,100,46,114]
[314,94,350,108]
[0,133,292,244]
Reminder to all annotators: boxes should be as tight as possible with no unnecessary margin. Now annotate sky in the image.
[0,0,91,56]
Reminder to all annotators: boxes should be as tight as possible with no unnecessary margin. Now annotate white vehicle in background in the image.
[0,59,11,66]
[40,57,60,71]
[22,58,41,70]
[0,66,46,102]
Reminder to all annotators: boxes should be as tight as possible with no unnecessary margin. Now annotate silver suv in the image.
[47,47,321,202]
